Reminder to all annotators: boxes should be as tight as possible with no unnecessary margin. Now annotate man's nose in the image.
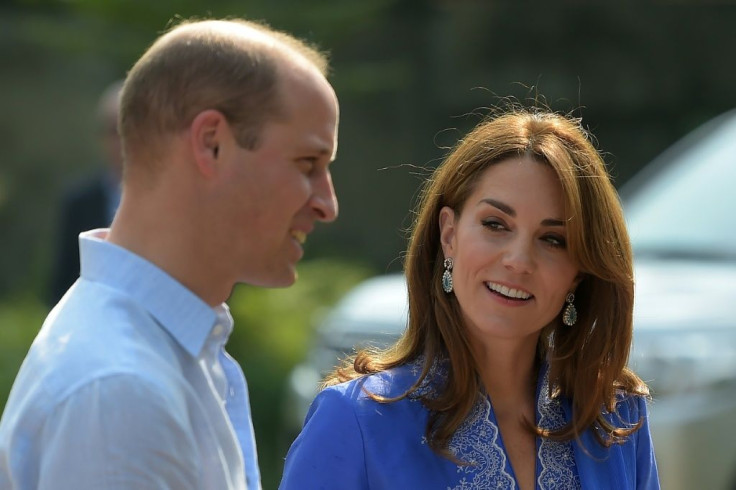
[311,171,338,222]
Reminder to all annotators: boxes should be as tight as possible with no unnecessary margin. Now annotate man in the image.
[48,80,124,304]
[0,18,339,490]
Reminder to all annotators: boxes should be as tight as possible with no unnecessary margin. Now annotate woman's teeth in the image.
[485,282,531,300]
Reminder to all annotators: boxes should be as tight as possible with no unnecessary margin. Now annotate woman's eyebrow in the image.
[480,198,514,216]
[480,198,565,227]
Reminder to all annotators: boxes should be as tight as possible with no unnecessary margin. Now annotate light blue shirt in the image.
[0,230,261,489]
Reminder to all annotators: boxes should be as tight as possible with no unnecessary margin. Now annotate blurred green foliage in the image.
[0,297,46,407]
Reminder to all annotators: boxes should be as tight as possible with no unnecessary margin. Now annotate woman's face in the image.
[439,156,581,346]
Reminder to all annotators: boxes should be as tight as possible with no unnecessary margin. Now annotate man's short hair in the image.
[119,19,329,166]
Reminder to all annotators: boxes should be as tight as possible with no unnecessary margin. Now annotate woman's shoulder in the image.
[282,360,445,489]
[323,359,428,402]
[609,390,651,424]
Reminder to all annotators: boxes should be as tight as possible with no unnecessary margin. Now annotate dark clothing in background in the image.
[48,173,117,304]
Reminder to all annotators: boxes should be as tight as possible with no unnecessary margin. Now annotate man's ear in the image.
[189,109,227,178]
[438,206,457,258]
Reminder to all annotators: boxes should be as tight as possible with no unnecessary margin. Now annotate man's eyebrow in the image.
[480,198,566,227]
[300,144,335,160]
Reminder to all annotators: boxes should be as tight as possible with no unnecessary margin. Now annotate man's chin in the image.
[242,269,298,289]
[273,272,298,289]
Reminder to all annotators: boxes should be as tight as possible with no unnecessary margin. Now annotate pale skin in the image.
[440,157,582,489]
[108,55,339,306]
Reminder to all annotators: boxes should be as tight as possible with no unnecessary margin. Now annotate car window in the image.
[320,275,408,334]
[624,110,736,260]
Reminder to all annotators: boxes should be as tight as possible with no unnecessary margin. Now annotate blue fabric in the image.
[280,360,659,489]
[0,230,260,489]
[571,395,659,489]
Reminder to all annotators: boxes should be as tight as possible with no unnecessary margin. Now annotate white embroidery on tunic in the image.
[407,358,580,490]
[447,395,515,490]
[537,370,581,489]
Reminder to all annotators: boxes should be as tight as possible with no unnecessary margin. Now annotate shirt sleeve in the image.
[38,374,201,490]
[635,396,661,489]
[279,387,369,490]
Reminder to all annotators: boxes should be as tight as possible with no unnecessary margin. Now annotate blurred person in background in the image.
[0,17,339,490]
[47,79,124,305]
[281,107,659,489]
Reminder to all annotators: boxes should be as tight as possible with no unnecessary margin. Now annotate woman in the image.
[280,107,660,489]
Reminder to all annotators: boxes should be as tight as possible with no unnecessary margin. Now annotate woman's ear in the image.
[571,272,586,291]
[189,109,227,178]
[438,206,457,258]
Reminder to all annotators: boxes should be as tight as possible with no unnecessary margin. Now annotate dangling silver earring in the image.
[441,258,454,293]
[562,292,577,326]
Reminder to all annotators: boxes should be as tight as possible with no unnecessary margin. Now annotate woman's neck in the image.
[470,334,540,416]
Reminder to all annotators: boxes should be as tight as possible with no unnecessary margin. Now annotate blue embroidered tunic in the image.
[280,360,659,489]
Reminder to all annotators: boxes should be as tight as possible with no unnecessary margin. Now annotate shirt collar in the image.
[79,229,219,358]
[212,303,235,343]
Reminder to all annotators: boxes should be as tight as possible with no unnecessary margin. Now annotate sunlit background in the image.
[2,1,736,488]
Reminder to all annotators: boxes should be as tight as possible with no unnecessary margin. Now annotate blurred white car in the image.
[624,108,736,490]
[283,108,736,489]
[281,273,408,442]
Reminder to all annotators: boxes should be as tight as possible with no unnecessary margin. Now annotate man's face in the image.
[214,67,339,288]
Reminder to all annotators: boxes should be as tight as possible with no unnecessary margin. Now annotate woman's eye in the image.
[543,235,567,248]
[481,219,506,231]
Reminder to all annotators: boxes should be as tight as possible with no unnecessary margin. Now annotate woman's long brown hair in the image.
[323,107,649,458]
